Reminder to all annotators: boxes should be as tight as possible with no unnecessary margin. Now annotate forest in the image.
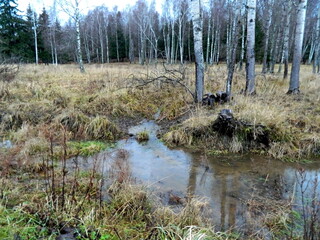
[0,0,319,69]
[0,0,320,239]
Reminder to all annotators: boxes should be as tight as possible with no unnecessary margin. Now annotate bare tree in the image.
[31,8,39,65]
[288,0,308,94]
[245,0,256,95]
[190,0,204,103]
[59,0,85,72]
[226,0,240,98]
[313,7,320,74]
[261,0,274,74]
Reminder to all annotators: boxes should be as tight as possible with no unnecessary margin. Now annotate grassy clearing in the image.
[0,63,319,239]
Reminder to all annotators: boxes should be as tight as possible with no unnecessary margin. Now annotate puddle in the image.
[70,120,320,232]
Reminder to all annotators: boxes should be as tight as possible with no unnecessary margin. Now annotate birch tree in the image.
[261,0,274,74]
[59,0,85,72]
[313,7,320,74]
[279,0,292,78]
[288,0,308,94]
[226,0,240,98]
[245,0,256,95]
[190,0,204,103]
[27,5,39,64]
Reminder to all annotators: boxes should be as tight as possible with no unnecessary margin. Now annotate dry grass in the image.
[164,64,320,159]
[0,63,317,162]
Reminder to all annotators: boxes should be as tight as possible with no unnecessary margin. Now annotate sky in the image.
[16,0,164,21]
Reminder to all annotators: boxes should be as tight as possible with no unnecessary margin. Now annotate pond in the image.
[70,120,320,232]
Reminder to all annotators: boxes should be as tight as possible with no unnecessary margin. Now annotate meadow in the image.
[0,63,319,239]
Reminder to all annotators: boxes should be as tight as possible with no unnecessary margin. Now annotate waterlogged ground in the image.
[70,120,320,231]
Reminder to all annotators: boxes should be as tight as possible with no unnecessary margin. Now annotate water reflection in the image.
[71,120,320,231]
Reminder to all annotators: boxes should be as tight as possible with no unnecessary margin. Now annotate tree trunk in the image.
[75,0,85,73]
[239,14,245,71]
[313,7,320,74]
[178,17,184,64]
[115,21,120,62]
[170,19,175,64]
[139,25,145,65]
[32,12,38,65]
[210,16,215,65]
[282,1,291,78]
[262,1,273,74]
[98,22,104,64]
[190,0,204,103]
[226,1,240,99]
[288,0,308,94]
[206,18,211,65]
[245,0,256,95]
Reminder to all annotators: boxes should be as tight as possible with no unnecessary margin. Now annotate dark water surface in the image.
[71,120,320,231]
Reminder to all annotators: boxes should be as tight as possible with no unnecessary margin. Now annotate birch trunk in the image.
[209,17,215,65]
[170,19,175,64]
[313,7,320,74]
[245,0,256,95]
[262,0,273,74]
[282,1,291,78]
[288,0,308,94]
[32,12,38,65]
[178,17,184,64]
[226,1,240,99]
[84,34,91,63]
[190,0,204,103]
[239,14,245,71]
[75,0,85,72]
[206,19,211,65]
[129,23,134,63]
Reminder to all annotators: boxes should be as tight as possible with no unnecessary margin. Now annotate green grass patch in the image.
[0,204,55,239]
[68,141,115,156]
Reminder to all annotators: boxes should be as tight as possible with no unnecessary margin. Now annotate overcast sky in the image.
[17,0,163,21]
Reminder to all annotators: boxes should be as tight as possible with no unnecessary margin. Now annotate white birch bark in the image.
[262,0,273,74]
[313,7,320,74]
[75,0,84,72]
[281,1,292,78]
[190,0,204,103]
[288,0,308,94]
[239,11,245,71]
[226,1,240,98]
[245,0,256,95]
[32,11,39,65]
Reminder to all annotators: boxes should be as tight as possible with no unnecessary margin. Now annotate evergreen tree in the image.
[0,0,27,59]
[38,8,51,62]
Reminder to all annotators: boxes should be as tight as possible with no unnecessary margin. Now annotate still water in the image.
[72,120,320,231]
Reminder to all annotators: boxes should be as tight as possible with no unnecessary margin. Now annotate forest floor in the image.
[0,63,319,239]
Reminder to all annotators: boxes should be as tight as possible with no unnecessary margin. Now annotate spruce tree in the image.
[0,0,25,59]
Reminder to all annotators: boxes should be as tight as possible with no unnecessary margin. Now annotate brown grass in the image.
[0,63,318,163]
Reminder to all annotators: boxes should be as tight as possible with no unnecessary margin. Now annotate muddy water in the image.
[73,120,320,231]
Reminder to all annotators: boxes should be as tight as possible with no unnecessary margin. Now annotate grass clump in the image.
[85,116,120,141]
[55,109,90,138]
[136,130,149,142]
